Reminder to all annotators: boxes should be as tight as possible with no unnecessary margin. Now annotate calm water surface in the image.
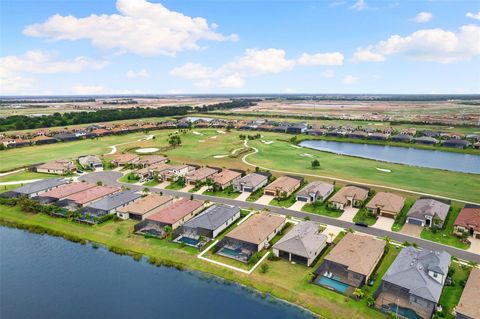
[0,227,313,319]
[299,140,480,174]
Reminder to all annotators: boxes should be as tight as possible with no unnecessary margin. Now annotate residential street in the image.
[80,171,480,263]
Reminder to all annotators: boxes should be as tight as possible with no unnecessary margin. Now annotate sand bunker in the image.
[300,153,313,158]
[261,140,274,145]
[210,136,217,139]
[192,131,203,136]
[136,148,159,153]
[198,140,205,143]
[217,130,226,134]
[376,167,392,173]
[213,155,229,158]
[289,144,301,149]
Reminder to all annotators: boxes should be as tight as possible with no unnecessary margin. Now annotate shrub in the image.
[259,264,270,274]
[267,252,280,261]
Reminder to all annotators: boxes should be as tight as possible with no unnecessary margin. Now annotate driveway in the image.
[194,186,209,194]
[157,181,170,189]
[236,192,251,201]
[338,207,358,222]
[322,225,344,244]
[468,237,480,254]
[400,223,423,238]
[373,216,395,231]
[255,194,275,205]
[179,184,195,192]
[290,201,306,211]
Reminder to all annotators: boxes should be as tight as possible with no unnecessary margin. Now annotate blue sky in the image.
[0,0,479,95]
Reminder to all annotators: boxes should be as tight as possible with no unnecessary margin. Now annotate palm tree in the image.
[353,288,364,300]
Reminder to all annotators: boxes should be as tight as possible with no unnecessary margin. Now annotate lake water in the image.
[0,227,312,319]
[299,140,480,174]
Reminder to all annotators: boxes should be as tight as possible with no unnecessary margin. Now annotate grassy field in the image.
[391,198,416,231]
[0,171,58,183]
[0,205,389,319]
[439,263,471,318]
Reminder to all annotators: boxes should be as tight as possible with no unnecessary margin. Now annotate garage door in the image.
[264,190,276,196]
[296,196,309,202]
[381,212,396,219]
[407,218,423,226]
[243,187,253,192]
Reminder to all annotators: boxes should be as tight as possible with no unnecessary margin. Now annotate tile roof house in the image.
[391,134,414,142]
[442,139,471,149]
[217,213,286,262]
[136,198,205,235]
[185,167,218,185]
[83,190,142,219]
[264,176,303,199]
[9,178,67,198]
[37,182,96,203]
[455,267,480,319]
[328,185,369,210]
[273,221,328,267]
[453,206,480,239]
[366,192,406,219]
[137,155,168,168]
[210,169,242,190]
[78,155,103,169]
[375,247,451,319]
[406,198,451,228]
[174,204,241,244]
[111,153,139,166]
[31,135,57,145]
[315,233,386,289]
[232,172,269,193]
[36,160,77,175]
[296,181,334,203]
[59,185,119,207]
[415,136,439,145]
[116,194,173,220]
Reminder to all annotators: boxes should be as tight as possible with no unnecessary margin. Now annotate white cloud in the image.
[330,1,347,7]
[414,12,433,23]
[297,52,344,66]
[0,50,108,94]
[126,69,149,78]
[23,0,238,56]
[71,84,107,95]
[170,48,344,89]
[466,11,480,20]
[320,69,336,78]
[352,24,480,63]
[350,0,367,11]
[343,75,358,84]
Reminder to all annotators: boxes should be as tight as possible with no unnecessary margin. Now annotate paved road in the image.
[80,171,480,263]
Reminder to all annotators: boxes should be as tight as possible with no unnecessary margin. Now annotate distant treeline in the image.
[266,94,480,102]
[0,99,257,132]
[0,98,96,104]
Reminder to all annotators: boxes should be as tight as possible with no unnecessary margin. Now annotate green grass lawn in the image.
[391,197,416,231]
[302,201,343,218]
[247,133,480,203]
[165,181,185,190]
[363,244,401,298]
[202,188,241,199]
[118,172,140,184]
[420,205,469,249]
[245,189,264,202]
[143,179,159,187]
[352,208,378,226]
[269,195,297,208]
[0,171,58,183]
[439,263,471,318]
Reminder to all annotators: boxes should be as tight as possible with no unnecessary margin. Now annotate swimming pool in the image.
[388,304,422,319]
[315,276,349,293]
[220,247,241,257]
[177,236,199,246]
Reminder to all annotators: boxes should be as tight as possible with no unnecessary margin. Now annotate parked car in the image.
[355,222,368,227]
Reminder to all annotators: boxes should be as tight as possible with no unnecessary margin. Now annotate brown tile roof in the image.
[31,135,56,142]
[226,213,286,245]
[64,185,119,205]
[454,207,480,232]
[146,198,204,224]
[137,155,167,166]
[366,192,405,214]
[112,153,139,165]
[325,233,386,276]
[265,176,301,193]
[328,186,369,205]
[37,160,76,172]
[212,169,242,186]
[456,268,480,319]
[186,167,218,181]
[40,182,96,199]
[117,194,172,215]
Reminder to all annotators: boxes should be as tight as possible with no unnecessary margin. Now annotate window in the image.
[433,272,438,278]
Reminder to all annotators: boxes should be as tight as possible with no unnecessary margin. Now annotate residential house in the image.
[315,233,386,292]
[348,131,368,139]
[264,176,303,199]
[7,178,67,198]
[0,137,16,147]
[375,247,451,319]
[31,135,57,145]
[391,134,413,142]
[369,133,389,140]
[90,128,111,137]
[453,206,480,239]
[210,169,242,190]
[273,221,328,266]
[415,136,439,145]
[455,268,480,319]
[423,131,440,138]
[53,133,78,142]
[216,213,286,262]
[78,155,103,169]
[286,123,308,134]
[160,164,192,181]
[366,192,406,219]
[232,172,269,193]
[406,198,450,228]
[328,185,369,210]
[111,153,139,167]
[36,160,76,175]
[296,181,334,203]
[173,204,241,246]
[116,193,173,220]
[442,139,471,149]
[135,198,205,237]
[82,190,142,220]
[185,167,218,185]
[36,182,96,204]
[56,185,119,210]
[137,155,168,168]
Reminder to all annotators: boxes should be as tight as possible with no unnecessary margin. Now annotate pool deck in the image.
[375,291,430,319]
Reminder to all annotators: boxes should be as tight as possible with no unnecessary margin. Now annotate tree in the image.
[311,159,320,169]
[353,288,364,300]
[259,264,269,274]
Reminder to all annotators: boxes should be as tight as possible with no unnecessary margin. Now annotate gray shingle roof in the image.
[234,173,268,188]
[14,178,67,195]
[182,204,240,231]
[382,247,451,303]
[273,221,327,259]
[86,190,141,211]
[297,181,334,199]
[407,198,450,222]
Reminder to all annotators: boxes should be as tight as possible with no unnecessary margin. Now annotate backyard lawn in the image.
[302,201,343,218]
[0,171,58,183]
[391,197,416,231]
[439,262,471,318]
[202,188,242,199]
